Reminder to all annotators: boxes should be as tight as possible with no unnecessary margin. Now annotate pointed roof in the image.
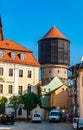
[42,26,67,40]
[0,16,4,41]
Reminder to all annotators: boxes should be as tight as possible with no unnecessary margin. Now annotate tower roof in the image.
[42,26,67,40]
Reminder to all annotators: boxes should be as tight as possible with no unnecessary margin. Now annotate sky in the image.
[0,0,83,66]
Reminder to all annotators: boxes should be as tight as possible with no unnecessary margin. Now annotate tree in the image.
[0,96,7,114]
[37,84,42,96]
[8,95,22,118]
[22,92,41,120]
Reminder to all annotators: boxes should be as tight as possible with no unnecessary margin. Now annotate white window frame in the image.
[11,52,16,59]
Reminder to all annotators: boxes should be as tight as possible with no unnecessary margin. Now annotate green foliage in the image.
[8,95,22,117]
[0,96,7,108]
[37,85,41,96]
[22,92,41,111]
[22,92,41,119]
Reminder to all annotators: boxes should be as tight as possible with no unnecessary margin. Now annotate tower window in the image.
[58,70,60,73]
[64,71,66,74]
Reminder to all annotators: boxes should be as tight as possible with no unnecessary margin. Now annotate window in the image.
[0,67,3,75]
[19,86,23,94]
[20,53,25,60]
[44,88,46,92]
[0,50,4,57]
[11,52,16,59]
[18,107,22,115]
[0,84,3,93]
[48,88,50,92]
[62,88,64,91]
[27,85,31,93]
[64,71,66,74]
[9,68,13,76]
[27,70,32,78]
[19,70,23,77]
[58,70,60,73]
[8,85,13,94]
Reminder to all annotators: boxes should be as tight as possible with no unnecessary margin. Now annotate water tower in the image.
[38,26,70,85]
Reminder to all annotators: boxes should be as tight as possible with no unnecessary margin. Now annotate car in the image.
[49,109,62,122]
[32,113,42,123]
[0,114,15,125]
[73,117,83,130]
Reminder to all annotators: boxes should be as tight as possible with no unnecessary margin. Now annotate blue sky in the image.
[0,0,83,65]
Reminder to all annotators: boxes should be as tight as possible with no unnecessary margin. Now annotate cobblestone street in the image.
[0,122,73,130]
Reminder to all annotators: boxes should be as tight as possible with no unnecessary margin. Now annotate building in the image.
[0,17,40,117]
[68,61,83,118]
[38,26,70,85]
[42,76,69,109]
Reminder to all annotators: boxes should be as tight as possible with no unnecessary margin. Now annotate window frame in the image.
[11,52,16,59]
[19,86,23,94]
[0,84,3,93]
[19,69,23,77]
[0,67,4,75]
[20,53,25,60]
[9,68,13,76]
[27,70,32,78]
[8,85,13,94]
[27,84,31,93]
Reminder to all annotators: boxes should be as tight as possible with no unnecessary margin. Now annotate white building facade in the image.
[0,17,40,118]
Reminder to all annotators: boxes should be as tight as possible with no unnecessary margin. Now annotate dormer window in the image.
[20,53,25,60]
[0,50,4,57]
[11,52,16,59]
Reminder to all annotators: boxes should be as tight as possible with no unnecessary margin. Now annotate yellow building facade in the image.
[42,76,69,110]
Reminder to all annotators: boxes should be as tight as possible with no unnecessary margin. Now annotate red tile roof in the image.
[0,40,40,67]
[0,40,31,52]
[42,26,66,40]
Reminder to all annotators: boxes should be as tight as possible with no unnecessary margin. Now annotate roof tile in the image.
[0,40,40,67]
[42,26,66,39]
